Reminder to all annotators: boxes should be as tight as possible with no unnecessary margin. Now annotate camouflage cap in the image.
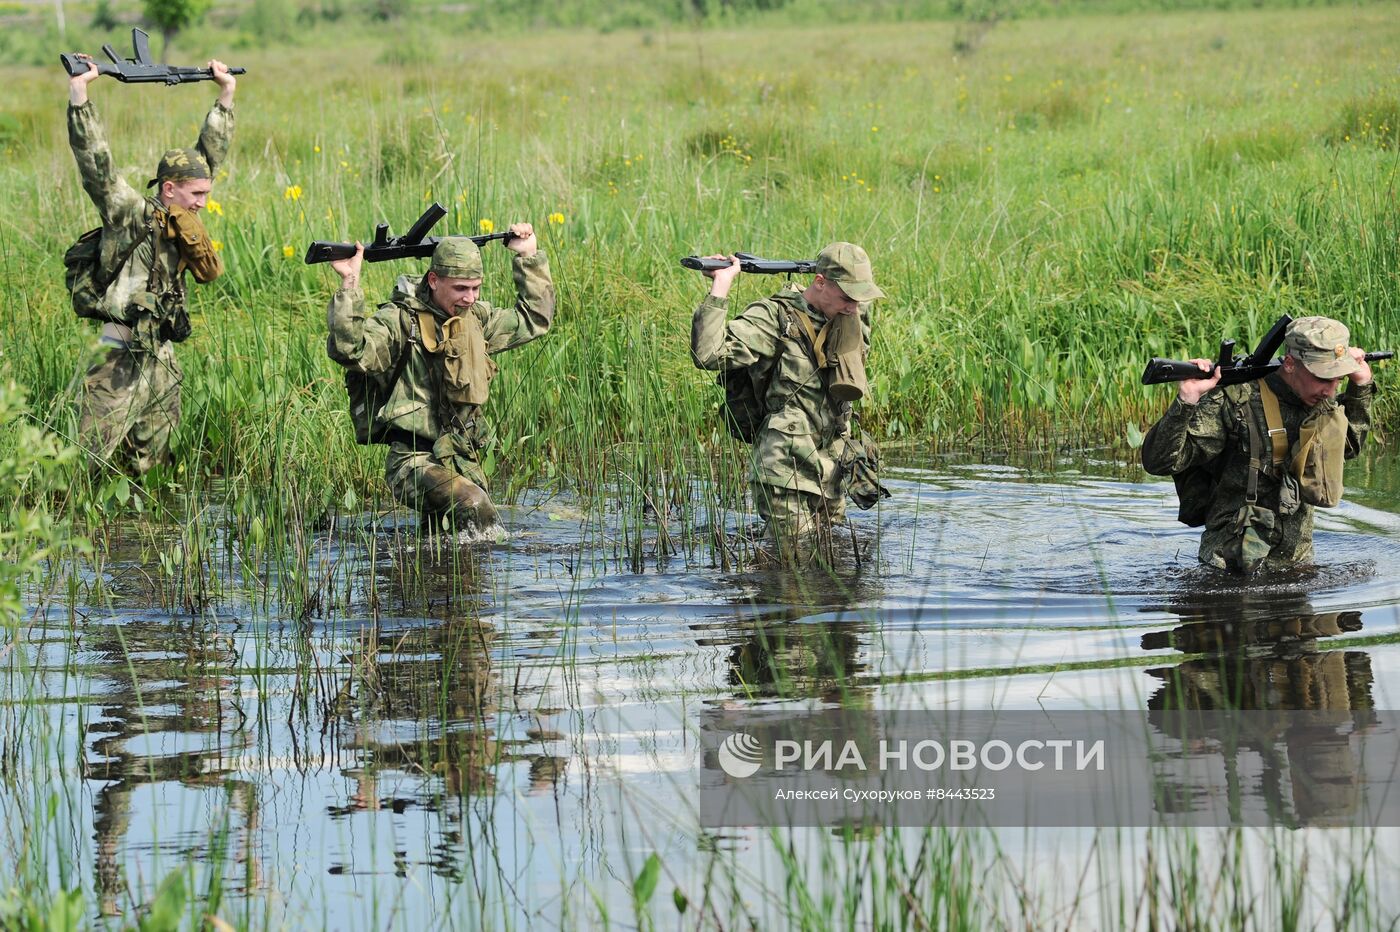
[429,237,484,280]
[147,147,211,189]
[814,242,884,302]
[1285,316,1361,379]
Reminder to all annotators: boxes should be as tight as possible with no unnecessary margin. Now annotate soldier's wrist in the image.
[1166,396,1198,416]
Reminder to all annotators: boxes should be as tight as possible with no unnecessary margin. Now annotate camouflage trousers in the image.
[385,441,499,533]
[79,341,182,476]
[753,481,846,557]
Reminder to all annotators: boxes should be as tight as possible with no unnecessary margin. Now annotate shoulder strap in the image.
[1257,381,1288,468]
[784,306,826,368]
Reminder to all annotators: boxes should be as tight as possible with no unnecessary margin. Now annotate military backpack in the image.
[63,226,143,323]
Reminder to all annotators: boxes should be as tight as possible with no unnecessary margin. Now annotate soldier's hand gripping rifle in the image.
[304,203,516,265]
[1141,313,1392,387]
[680,252,818,274]
[60,28,247,85]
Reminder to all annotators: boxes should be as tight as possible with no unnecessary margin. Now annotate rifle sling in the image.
[1258,381,1288,468]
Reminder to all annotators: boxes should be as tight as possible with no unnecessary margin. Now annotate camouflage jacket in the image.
[1141,373,1373,570]
[326,253,554,446]
[67,99,234,332]
[691,284,870,498]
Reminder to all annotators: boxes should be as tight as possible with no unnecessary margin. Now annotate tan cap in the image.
[429,237,484,280]
[147,147,211,189]
[1285,316,1361,379]
[814,242,884,302]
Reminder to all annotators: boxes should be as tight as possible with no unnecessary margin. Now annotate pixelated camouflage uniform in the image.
[691,283,870,547]
[68,98,234,474]
[326,257,554,527]
[1141,372,1372,573]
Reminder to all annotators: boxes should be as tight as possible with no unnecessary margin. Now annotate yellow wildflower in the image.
[313,145,321,153]
[282,245,295,259]
[284,185,302,201]
[206,199,223,217]
[211,239,223,252]
[479,218,495,233]
[548,212,565,225]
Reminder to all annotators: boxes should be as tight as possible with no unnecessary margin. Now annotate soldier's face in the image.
[1281,355,1342,407]
[162,179,212,212]
[809,276,859,319]
[428,273,483,314]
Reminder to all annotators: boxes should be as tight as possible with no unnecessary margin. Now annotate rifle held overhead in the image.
[60,28,247,85]
[305,203,515,265]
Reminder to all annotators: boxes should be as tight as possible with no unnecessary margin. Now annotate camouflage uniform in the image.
[326,248,554,529]
[68,99,235,474]
[691,283,870,546]
[1141,373,1372,573]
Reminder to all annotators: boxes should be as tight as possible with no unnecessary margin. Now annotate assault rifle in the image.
[1141,313,1392,387]
[681,252,817,274]
[60,28,247,85]
[304,203,515,265]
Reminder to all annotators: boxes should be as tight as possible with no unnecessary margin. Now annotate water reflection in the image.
[1141,591,1378,826]
[81,618,257,915]
[697,562,877,703]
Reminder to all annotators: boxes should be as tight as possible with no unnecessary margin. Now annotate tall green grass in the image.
[3,5,1397,536]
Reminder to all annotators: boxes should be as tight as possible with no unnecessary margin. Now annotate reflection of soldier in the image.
[701,565,872,704]
[691,244,884,556]
[337,611,569,810]
[66,55,237,475]
[1142,592,1376,826]
[83,621,249,913]
[1141,317,1375,574]
[326,232,554,533]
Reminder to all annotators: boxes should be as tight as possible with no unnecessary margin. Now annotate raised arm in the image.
[690,257,782,372]
[1140,388,1231,477]
[196,60,237,173]
[66,57,144,228]
[475,224,556,354]
[325,244,409,375]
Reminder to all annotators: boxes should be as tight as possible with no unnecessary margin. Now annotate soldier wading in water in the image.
[691,243,889,559]
[325,231,554,535]
[1141,316,1376,575]
[65,52,236,475]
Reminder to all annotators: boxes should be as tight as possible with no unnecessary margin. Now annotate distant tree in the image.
[91,0,121,30]
[143,0,212,59]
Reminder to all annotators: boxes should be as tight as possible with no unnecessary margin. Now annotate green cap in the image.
[1286,316,1360,379]
[147,147,211,189]
[814,242,884,302]
[429,237,484,280]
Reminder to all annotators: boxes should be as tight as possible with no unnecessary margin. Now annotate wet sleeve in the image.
[67,101,144,228]
[1140,393,1228,476]
[326,286,407,375]
[196,100,236,175]
[1340,380,1373,459]
[477,251,555,354]
[690,296,781,371]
